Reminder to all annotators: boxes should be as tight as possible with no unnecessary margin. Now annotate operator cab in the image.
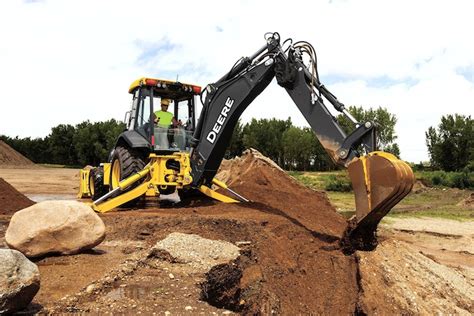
[126,78,201,153]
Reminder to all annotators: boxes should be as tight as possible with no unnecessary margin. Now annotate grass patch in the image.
[288,170,474,221]
[415,170,474,189]
[288,170,351,192]
[388,208,474,221]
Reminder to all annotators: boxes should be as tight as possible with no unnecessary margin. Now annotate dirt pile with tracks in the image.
[0,178,35,215]
[217,148,348,237]
[0,140,36,168]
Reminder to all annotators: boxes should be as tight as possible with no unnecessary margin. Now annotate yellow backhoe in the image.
[78,32,414,249]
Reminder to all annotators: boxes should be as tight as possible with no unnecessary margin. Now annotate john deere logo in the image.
[206,97,235,144]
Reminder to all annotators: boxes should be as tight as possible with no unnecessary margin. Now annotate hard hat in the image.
[161,99,170,106]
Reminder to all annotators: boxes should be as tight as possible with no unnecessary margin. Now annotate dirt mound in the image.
[412,179,429,193]
[217,148,348,238]
[0,140,35,168]
[0,178,35,215]
[458,192,474,207]
[209,149,358,313]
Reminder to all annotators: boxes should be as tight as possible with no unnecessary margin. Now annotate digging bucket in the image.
[346,151,415,249]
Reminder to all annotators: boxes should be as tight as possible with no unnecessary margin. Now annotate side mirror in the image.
[123,111,131,126]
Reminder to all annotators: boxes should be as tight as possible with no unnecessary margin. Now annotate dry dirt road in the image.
[0,158,473,315]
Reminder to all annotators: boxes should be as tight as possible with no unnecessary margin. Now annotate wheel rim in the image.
[111,159,121,189]
[88,172,95,196]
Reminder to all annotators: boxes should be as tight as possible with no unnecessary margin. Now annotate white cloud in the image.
[0,0,473,163]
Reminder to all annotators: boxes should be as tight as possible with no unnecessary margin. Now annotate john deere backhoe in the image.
[78,32,414,249]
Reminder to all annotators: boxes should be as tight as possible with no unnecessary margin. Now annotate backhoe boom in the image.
[189,32,414,249]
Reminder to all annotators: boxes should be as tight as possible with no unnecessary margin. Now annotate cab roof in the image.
[128,77,202,95]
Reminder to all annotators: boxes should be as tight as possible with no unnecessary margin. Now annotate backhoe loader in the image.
[78,32,414,249]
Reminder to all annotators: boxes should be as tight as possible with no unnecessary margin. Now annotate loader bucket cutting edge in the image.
[346,151,414,249]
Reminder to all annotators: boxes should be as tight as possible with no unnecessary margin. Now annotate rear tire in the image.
[110,146,146,208]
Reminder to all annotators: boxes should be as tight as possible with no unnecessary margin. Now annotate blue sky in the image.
[0,0,473,163]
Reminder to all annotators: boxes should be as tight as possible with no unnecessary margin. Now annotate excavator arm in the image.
[189,32,414,249]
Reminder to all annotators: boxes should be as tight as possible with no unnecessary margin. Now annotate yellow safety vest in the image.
[155,110,173,127]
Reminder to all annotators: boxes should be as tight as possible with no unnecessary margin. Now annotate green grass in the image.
[288,170,474,221]
[288,170,350,191]
[388,208,474,221]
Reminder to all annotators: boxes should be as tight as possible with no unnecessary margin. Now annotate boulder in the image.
[5,200,105,257]
[0,249,40,314]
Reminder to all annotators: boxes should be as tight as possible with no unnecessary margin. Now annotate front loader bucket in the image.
[345,151,414,250]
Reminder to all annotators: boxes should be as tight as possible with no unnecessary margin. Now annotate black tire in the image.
[110,146,147,207]
[89,167,109,201]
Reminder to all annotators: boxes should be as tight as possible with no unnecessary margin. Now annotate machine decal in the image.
[206,96,235,144]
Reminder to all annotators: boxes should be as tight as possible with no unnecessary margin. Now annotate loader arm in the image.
[189,32,414,249]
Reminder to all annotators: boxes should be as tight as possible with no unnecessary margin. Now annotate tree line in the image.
[225,105,400,171]
[1,108,471,173]
[0,120,125,167]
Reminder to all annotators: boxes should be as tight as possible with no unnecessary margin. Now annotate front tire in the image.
[110,146,146,207]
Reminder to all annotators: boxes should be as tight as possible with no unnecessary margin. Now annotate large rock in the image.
[0,249,40,314]
[152,232,241,272]
[5,200,106,257]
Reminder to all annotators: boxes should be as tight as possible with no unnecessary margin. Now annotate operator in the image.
[154,99,181,149]
[154,98,177,128]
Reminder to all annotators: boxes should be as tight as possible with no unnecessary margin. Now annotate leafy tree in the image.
[73,119,125,166]
[425,114,473,171]
[282,127,337,171]
[337,106,400,157]
[48,124,76,165]
[242,118,292,166]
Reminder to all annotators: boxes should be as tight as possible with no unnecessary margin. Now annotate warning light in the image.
[192,86,202,94]
[145,79,158,86]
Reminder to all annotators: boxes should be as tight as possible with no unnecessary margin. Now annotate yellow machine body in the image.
[77,168,92,199]
[78,152,239,213]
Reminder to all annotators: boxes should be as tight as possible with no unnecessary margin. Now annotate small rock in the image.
[185,306,193,311]
[85,284,95,293]
[169,273,175,279]
[165,311,171,316]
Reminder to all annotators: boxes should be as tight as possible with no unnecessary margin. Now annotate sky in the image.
[0,0,473,163]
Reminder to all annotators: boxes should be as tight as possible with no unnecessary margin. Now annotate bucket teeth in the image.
[345,151,414,250]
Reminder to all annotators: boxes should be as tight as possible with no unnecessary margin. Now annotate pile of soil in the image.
[0,140,35,167]
[217,148,348,237]
[0,178,35,215]
[412,179,428,193]
[206,149,357,313]
[458,192,474,207]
